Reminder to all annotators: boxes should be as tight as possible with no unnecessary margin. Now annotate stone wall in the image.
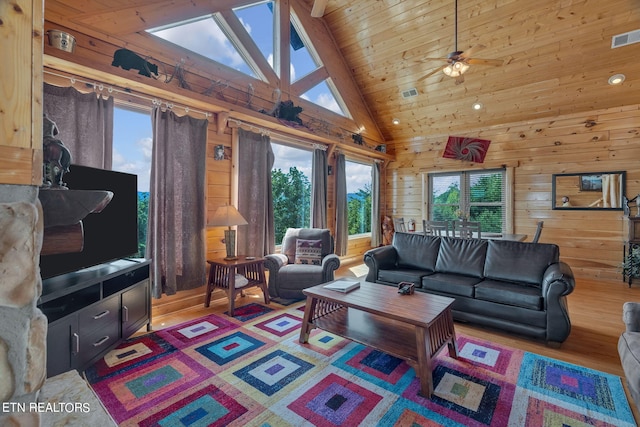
[0,184,46,426]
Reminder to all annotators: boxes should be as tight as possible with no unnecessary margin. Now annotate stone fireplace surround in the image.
[0,184,114,426]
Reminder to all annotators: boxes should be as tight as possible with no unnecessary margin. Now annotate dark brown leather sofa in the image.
[363,232,575,346]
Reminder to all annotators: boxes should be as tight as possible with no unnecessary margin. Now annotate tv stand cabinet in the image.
[38,259,151,377]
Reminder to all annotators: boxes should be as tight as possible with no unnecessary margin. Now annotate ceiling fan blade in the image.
[459,44,485,60]
[417,66,445,82]
[467,58,504,66]
[415,57,449,63]
[455,75,465,85]
[311,0,328,17]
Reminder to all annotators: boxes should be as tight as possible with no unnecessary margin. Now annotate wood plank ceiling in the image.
[45,0,640,146]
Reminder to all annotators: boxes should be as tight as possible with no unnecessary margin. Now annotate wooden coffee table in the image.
[299,281,458,398]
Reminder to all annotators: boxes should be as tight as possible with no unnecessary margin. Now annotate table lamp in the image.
[209,204,248,260]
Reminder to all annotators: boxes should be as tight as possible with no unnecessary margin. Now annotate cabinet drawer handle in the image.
[123,306,129,323]
[93,336,110,347]
[93,310,110,320]
[73,333,80,354]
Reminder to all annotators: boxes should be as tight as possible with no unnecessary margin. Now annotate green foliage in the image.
[348,184,372,235]
[272,167,311,244]
[137,192,149,257]
[431,175,503,233]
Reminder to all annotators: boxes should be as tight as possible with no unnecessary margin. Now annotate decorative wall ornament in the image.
[443,136,491,163]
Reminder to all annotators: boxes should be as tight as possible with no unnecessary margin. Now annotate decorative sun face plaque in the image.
[443,136,491,163]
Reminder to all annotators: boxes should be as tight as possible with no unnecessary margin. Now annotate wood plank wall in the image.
[385,105,640,280]
[0,0,43,186]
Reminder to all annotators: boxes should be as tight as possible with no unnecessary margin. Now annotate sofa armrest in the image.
[623,302,640,333]
[541,261,575,344]
[541,262,575,297]
[264,253,288,272]
[264,254,288,298]
[363,246,398,282]
[321,254,341,282]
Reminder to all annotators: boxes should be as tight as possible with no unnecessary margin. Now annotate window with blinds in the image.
[428,169,506,233]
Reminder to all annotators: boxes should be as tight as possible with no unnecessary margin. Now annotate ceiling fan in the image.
[311,0,328,18]
[409,0,504,84]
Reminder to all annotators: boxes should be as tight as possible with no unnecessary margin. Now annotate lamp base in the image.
[224,229,237,260]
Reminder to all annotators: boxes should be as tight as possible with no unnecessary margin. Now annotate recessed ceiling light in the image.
[472,102,483,110]
[392,118,400,125]
[608,74,625,85]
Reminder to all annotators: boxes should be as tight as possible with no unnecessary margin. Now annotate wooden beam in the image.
[290,66,329,96]
[311,0,328,18]
[216,10,279,85]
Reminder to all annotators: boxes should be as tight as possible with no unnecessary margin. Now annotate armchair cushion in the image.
[294,239,323,265]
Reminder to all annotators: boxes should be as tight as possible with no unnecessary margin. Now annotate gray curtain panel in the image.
[371,161,382,247]
[148,107,208,298]
[236,128,275,258]
[310,148,328,228]
[43,83,114,169]
[334,153,348,256]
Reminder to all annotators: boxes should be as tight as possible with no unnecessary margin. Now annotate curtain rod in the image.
[43,70,212,118]
[227,118,327,151]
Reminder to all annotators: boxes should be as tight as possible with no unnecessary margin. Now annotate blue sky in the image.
[113,1,369,194]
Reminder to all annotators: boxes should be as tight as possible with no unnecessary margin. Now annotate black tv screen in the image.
[40,165,139,279]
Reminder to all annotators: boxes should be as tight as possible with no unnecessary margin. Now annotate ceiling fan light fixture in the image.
[608,73,625,85]
[442,61,470,77]
[472,102,483,110]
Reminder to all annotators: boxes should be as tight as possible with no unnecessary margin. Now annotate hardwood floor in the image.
[147,261,640,421]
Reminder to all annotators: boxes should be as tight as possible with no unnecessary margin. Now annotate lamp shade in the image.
[209,204,248,227]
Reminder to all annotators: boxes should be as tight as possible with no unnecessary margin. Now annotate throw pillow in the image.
[234,274,249,288]
[295,239,323,265]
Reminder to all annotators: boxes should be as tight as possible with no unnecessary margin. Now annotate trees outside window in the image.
[271,143,312,244]
[346,160,372,236]
[429,169,505,233]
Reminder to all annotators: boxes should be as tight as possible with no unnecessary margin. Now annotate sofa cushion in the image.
[378,268,429,287]
[421,273,480,297]
[393,232,441,271]
[474,279,543,310]
[278,264,323,286]
[484,240,559,286]
[435,237,488,278]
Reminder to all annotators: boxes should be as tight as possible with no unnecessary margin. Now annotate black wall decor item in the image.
[111,49,158,77]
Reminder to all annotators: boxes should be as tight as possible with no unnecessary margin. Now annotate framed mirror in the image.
[552,171,626,210]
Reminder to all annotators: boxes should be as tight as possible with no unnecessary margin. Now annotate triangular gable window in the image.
[301,79,347,117]
[147,1,350,117]
[149,16,257,78]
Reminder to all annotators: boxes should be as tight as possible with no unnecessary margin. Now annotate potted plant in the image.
[620,250,640,279]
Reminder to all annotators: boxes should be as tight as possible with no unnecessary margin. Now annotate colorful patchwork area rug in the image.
[85,302,636,426]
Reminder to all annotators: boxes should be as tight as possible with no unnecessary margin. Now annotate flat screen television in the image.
[40,165,139,279]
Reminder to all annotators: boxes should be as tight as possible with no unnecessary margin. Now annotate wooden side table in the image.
[205,256,270,316]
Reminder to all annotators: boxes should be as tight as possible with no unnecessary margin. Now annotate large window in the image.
[271,142,312,244]
[346,160,372,236]
[112,106,152,256]
[428,169,506,233]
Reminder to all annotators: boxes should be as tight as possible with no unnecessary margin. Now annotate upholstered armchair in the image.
[264,228,340,299]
